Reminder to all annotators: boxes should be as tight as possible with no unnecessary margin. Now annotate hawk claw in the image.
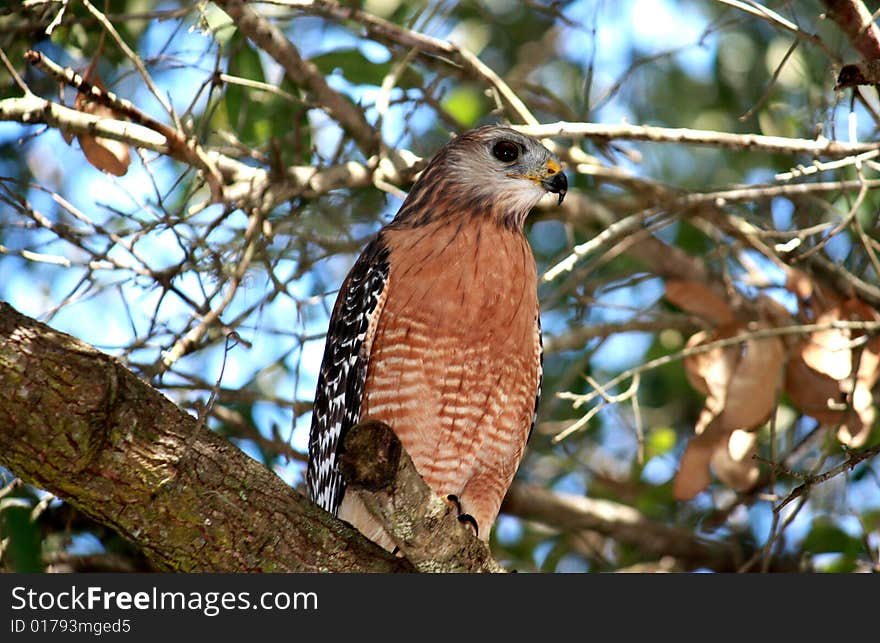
[457,513,479,538]
[446,494,479,538]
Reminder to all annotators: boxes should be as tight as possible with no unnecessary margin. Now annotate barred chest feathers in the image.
[352,217,541,541]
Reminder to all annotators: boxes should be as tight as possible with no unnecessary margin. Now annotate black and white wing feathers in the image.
[307,237,390,515]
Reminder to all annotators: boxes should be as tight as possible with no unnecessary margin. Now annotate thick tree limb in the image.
[501,483,799,572]
[0,301,411,573]
[340,421,506,573]
[502,484,732,568]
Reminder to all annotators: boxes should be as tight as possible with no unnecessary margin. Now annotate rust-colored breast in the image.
[360,218,540,536]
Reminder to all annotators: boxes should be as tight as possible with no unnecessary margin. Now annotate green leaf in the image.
[224,33,268,145]
[646,426,677,459]
[0,498,43,572]
[443,87,484,128]
[802,520,863,558]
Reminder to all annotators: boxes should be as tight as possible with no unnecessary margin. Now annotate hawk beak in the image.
[541,159,567,205]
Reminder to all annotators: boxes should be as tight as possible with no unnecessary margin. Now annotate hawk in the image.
[307,125,567,549]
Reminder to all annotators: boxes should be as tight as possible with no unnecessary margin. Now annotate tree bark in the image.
[0,301,411,573]
[340,421,505,573]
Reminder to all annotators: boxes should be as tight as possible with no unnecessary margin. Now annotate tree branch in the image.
[0,302,514,572]
[0,94,170,154]
[517,121,880,157]
[0,301,412,573]
[340,420,506,573]
[501,482,800,572]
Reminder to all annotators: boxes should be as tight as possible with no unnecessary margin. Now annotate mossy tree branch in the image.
[0,301,412,573]
[340,420,506,573]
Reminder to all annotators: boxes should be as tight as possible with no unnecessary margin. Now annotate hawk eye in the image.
[492,140,520,163]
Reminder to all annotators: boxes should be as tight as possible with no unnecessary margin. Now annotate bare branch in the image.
[501,483,800,571]
[517,121,880,157]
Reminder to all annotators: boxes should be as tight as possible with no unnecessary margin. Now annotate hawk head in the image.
[392,126,568,231]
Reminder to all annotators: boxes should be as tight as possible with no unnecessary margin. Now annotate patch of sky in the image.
[771,195,794,230]
[252,398,294,442]
[288,18,358,60]
[0,121,25,143]
[587,276,663,372]
[48,287,140,350]
[1,262,55,319]
[597,406,640,465]
[360,40,392,64]
[556,554,590,573]
[848,467,880,514]
[551,472,586,496]
[66,532,106,556]
[822,228,852,264]
[288,340,330,456]
[560,0,716,120]
[629,0,713,56]
[307,108,345,160]
[529,220,568,258]
[130,20,215,121]
[494,515,524,546]
[747,499,811,550]
[733,248,790,305]
[594,274,664,324]
[640,454,676,485]
[532,539,555,570]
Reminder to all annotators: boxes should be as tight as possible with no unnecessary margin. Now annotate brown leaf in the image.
[70,76,130,177]
[716,333,785,432]
[665,280,736,326]
[784,267,843,320]
[784,351,844,425]
[839,336,880,447]
[711,430,760,491]
[675,327,785,500]
[755,293,794,330]
[683,330,725,398]
[839,388,876,447]
[674,436,714,501]
[77,133,130,177]
[784,267,813,302]
[784,299,880,448]
[802,304,858,380]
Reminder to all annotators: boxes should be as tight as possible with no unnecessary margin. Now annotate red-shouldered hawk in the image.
[307,125,567,550]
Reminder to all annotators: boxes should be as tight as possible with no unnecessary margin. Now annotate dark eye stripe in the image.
[492,140,520,163]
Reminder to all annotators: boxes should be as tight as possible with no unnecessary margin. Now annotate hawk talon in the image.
[446,494,479,537]
[457,513,479,538]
